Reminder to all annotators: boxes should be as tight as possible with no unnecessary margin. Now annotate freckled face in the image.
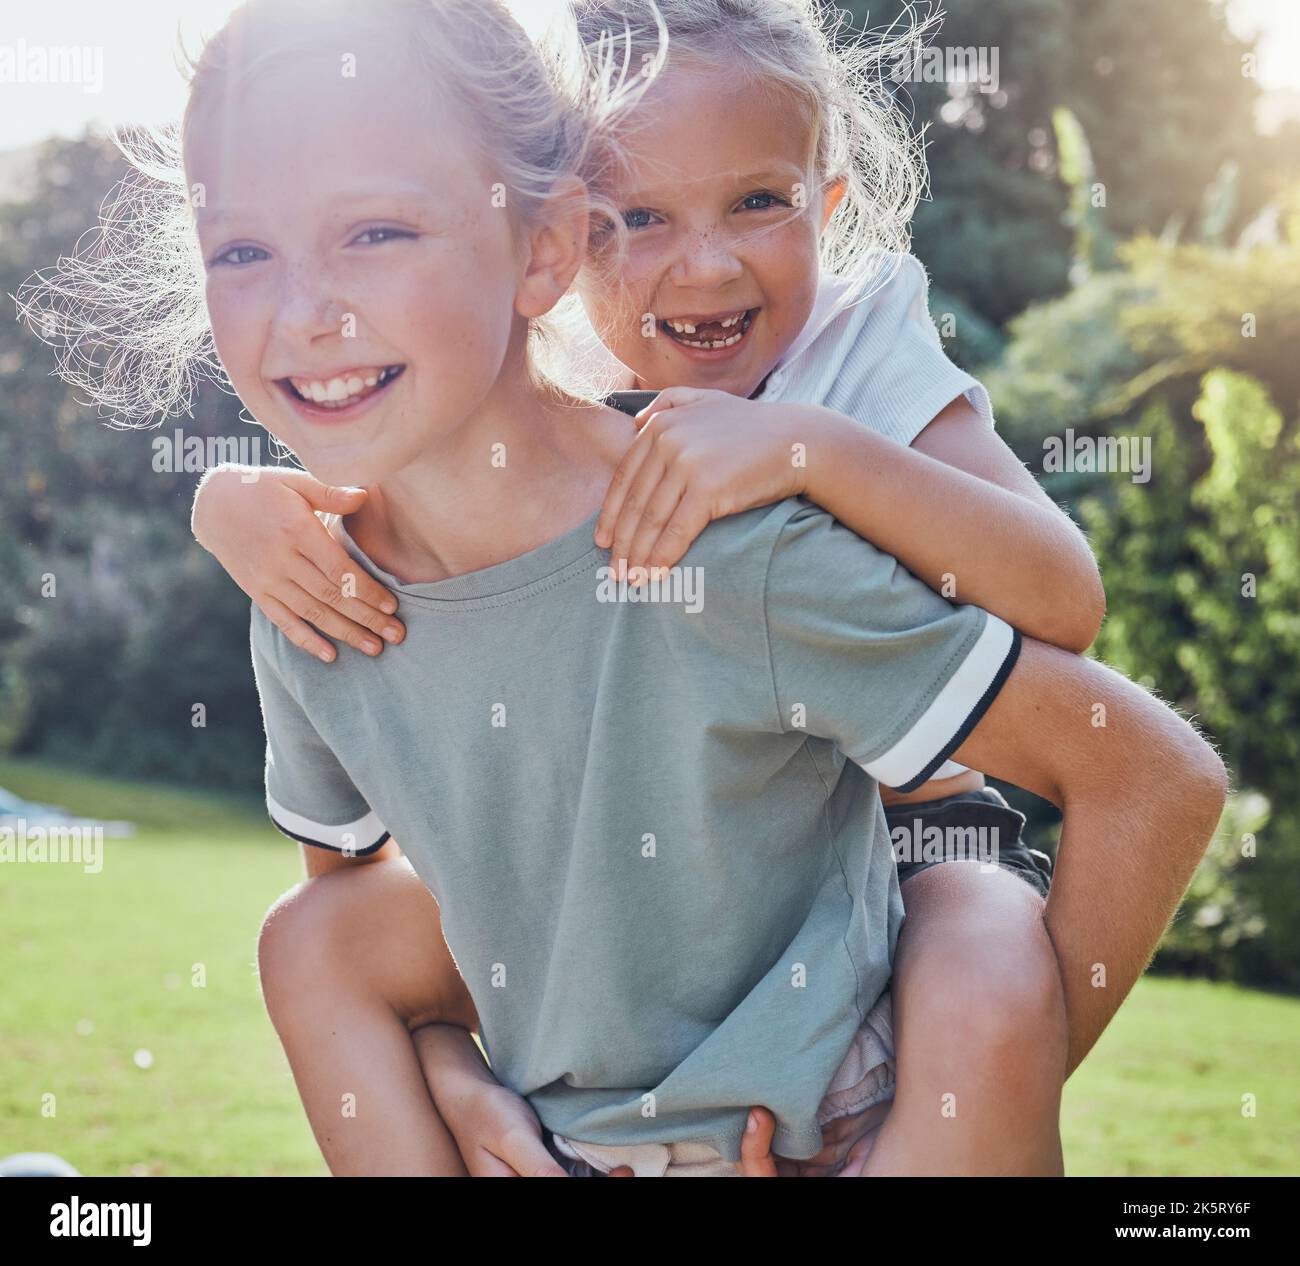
[188,57,525,488]
[576,62,830,399]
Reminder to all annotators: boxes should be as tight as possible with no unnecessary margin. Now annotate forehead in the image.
[185,51,479,200]
[613,58,816,191]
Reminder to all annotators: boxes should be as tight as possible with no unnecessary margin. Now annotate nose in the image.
[670,225,745,291]
[270,264,349,348]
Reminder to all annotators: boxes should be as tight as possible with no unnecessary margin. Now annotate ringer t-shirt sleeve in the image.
[763,503,1020,792]
[249,611,389,855]
[815,254,995,447]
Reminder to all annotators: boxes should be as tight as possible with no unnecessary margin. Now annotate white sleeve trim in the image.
[859,614,1018,791]
[266,794,389,854]
[931,759,970,779]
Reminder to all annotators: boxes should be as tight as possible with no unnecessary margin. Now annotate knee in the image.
[256,872,351,1016]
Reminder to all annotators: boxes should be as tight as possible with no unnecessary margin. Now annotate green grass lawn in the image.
[1,757,1296,1176]
[0,758,325,1177]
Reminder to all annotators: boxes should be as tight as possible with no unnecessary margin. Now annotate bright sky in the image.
[1229,0,1300,90]
[0,0,1295,151]
[0,0,243,149]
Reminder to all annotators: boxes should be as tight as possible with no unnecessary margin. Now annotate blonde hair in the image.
[572,0,936,302]
[16,0,664,424]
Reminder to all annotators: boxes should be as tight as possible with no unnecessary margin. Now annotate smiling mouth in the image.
[659,309,757,350]
[278,364,405,410]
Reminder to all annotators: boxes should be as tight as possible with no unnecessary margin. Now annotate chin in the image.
[255,425,381,490]
[278,445,383,492]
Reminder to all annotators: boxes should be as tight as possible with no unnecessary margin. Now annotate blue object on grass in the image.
[0,1152,82,1177]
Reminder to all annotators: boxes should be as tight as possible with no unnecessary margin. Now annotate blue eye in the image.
[211,245,269,268]
[740,192,789,212]
[351,227,417,246]
[622,208,657,231]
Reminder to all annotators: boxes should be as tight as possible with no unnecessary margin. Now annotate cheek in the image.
[204,283,266,391]
[750,216,820,278]
[582,263,660,349]
[357,274,515,424]
[621,238,664,286]
[393,273,512,372]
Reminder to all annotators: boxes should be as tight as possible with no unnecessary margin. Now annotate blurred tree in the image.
[982,192,1300,986]
[842,0,1284,354]
[0,135,267,789]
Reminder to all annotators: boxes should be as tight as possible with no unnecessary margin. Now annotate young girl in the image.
[189,1,1103,1174]
[23,0,1225,1183]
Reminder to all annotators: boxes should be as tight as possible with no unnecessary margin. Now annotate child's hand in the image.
[595,387,818,581]
[191,466,406,663]
[413,1023,572,1177]
[736,1107,782,1176]
[734,1104,888,1177]
[437,1078,573,1177]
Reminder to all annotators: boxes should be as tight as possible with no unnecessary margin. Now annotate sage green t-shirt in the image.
[250,497,1019,1161]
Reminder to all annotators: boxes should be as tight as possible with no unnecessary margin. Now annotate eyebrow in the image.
[615,165,811,203]
[197,188,439,227]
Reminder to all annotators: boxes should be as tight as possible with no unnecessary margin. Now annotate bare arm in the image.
[192,465,406,662]
[805,397,1106,653]
[950,637,1229,1076]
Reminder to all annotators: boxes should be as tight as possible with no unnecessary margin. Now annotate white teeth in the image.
[722,315,741,328]
[287,367,396,407]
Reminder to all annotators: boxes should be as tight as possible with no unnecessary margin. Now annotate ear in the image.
[516,176,591,320]
[819,176,847,233]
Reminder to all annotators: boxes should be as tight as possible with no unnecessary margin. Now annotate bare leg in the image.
[862,863,1068,1176]
[257,856,478,1176]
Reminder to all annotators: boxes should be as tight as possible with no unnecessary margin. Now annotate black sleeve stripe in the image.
[269,817,391,856]
[890,628,1023,794]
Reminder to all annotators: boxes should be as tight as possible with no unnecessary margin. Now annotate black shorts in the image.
[886,786,1053,899]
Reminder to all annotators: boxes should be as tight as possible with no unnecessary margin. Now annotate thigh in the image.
[896,860,1049,976]
[893,860,1065,1068]
[880,864,1066,1173]
[310,856,479,1032]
